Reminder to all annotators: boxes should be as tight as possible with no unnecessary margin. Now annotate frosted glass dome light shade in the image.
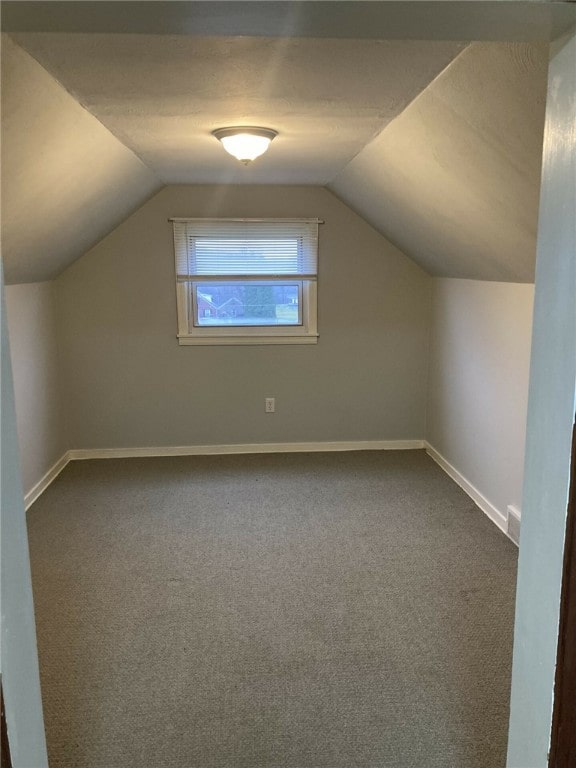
[212,127,278,164]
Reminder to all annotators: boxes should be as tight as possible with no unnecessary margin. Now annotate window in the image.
[172,218,319,345]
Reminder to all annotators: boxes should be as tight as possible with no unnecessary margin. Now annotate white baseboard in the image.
[24,452,70,510]
[23,442,514,548]
[68,439,425,461]
[424,442,513,542]
[507,504,521,545]
[24,440,424,507]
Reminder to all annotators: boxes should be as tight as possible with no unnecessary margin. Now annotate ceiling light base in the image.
[212,126,278,164]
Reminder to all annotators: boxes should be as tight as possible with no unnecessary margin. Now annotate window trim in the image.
[172,218,320,346]
[175,280,318,345]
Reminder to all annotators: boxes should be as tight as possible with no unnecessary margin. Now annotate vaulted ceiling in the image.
[331,41,548,281]
[1,1,559,285]
[7,34,465,186]
[1,36,162,284]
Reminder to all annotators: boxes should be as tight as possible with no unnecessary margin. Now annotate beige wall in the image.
[5,281,66,497]
[6,197,534,528]
[55,185,431,449]
[427,278,534,519]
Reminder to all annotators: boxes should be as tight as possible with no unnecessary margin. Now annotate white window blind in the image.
[172,219,319,281]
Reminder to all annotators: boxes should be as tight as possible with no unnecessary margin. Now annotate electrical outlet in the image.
[265,397,275,413]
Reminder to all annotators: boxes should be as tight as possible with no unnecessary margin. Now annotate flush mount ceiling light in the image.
[212,127,278,165]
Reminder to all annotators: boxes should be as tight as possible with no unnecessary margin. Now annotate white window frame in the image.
[172,218,319,346]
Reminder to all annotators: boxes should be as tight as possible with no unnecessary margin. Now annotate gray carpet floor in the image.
[27,450,518,768]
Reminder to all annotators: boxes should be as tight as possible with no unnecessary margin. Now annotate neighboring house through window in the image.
[171,218,319,345]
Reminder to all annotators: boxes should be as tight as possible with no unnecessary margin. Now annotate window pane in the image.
[193,283,301,327]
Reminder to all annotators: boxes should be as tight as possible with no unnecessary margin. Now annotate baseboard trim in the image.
[24,452,70,510]
[424,442,512,541]
[507,504,521,545]
[68,439,425,461]
[22,442,514,546]
[25,441,425,507]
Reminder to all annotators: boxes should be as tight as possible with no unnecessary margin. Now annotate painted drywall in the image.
[0,35,162,284]
[2,1,575,43]
[330,42,548,282]
[5,281,66,497]
[55,185,431,449]
[0,266,49,767]
[427,278,534,521]
[10,34,464,185]
[0,30,555,287]
[507,31,576,768]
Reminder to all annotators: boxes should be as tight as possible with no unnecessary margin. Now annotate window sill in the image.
[177,334,318,346]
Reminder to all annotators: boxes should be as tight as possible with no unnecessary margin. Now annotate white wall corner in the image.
[424,442,514,542]
[24,452,70,511]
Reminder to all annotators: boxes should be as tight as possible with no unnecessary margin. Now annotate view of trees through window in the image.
[194,282,300,326]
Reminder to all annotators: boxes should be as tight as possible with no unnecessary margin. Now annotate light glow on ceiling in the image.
[212,127,278,164]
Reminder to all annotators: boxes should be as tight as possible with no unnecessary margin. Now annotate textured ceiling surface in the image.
[3,1,575,43]
[1,36,162,283]
[1,24,549,285]
[330,42,549,282]
[10,34,465,184]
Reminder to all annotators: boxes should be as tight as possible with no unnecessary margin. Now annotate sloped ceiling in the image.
[330,42,549,282]
[3,1,575,43]
[1,20,550,285]
[7,34,465,185]
[0,36,162,283]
